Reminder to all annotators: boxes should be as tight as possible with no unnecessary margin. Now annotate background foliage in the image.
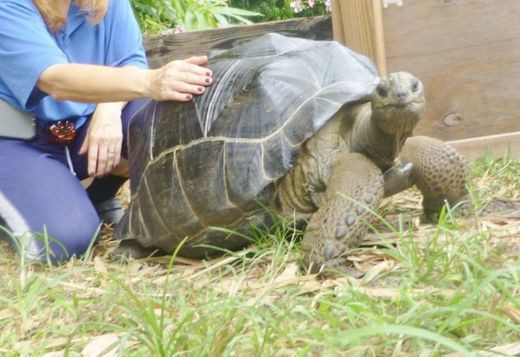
[131,0,262,33]
[130,0,330,33]
[229,0,330,22]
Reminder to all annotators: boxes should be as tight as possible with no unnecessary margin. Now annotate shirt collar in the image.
[65,3,86,37]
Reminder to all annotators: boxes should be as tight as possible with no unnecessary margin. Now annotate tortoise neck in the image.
[346,103,412,170]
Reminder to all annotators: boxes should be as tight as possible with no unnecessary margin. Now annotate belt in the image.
[36,119,77,144]
[35,119,79,176]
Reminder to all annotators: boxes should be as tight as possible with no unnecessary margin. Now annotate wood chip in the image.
[0,308,17,321]
[498,306,520,324]
[44,337,71,349]
[81,333,120,357]
[93,257,108,275]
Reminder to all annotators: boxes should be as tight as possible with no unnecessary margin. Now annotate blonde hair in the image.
[33,0,109,32]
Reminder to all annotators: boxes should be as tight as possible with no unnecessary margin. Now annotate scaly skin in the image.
[276,72,464,275]
[399,136,470,217]
[300,152,384,275]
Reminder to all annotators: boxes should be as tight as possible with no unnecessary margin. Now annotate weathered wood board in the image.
[448,131,520,159]
[331,0,387,75]
[143,17,332,69]
[382,0,520,157]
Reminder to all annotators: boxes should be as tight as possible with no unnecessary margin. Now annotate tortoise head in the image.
[371,72,425,135]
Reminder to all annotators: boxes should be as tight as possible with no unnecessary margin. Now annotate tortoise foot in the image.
[400,136,470,215]
[301,153,384,277]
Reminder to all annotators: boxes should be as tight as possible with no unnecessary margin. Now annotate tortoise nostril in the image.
[394,85,408,101]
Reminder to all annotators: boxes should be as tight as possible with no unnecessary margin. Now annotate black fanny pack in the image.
[0,99,36,140]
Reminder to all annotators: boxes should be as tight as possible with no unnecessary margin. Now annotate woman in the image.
[0,0,213,262]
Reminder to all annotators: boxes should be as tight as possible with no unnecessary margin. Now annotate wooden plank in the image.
[331,0,387,74]
[382,0,520,142]
[448,132,520,159]
[143,16,332,68]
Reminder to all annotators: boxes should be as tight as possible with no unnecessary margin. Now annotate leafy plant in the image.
[131,0,262,34]
[228,0,330,22]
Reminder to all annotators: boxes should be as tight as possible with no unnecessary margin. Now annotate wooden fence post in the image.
[331,0,387,75]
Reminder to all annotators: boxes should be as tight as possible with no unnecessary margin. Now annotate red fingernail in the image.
[206,71,212,76]
[186,94,192,100]
[205,77,211,83]
[198,87,204,92]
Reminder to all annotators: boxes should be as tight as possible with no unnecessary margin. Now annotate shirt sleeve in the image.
[103,0,148,69]
[0,2,68,109]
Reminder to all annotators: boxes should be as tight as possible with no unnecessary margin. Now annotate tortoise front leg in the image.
[399,136,470,217]
[302,152,384,276]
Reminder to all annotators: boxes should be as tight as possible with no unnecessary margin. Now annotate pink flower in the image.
[307,0,315,7]
[290,0,304,13]
[174,25,185,34]
[324,0,331,12]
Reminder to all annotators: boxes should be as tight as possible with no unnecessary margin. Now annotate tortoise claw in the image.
[383,162,414,197]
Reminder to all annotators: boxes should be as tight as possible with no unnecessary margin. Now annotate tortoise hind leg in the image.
[302,152,384,276]
[110,211,166,260]
[110,239,164,260]
[399,136,470,219]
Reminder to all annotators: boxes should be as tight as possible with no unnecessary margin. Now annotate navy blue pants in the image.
[0,99,149,262]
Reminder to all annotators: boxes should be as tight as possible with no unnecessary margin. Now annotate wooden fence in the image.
[332,0,520,159]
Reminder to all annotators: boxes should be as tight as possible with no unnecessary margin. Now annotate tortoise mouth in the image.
[379,99,424,111]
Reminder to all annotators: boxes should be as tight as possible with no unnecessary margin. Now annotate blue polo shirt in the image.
[0,0,148,128]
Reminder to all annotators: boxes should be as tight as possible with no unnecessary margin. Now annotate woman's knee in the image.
[45,213,101,261]
[4,198,102,263]
[11,211,101,263]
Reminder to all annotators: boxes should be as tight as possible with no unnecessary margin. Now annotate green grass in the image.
[1,156,520,356]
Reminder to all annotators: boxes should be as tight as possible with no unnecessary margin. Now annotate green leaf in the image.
[210,6,262,17]
[213,13,230,27]
[330,324,473,354]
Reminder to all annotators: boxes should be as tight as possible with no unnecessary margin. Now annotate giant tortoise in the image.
[115,33,468,273]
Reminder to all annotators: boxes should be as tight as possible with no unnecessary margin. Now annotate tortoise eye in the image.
[376,84,388,98]
[411,80,420,92]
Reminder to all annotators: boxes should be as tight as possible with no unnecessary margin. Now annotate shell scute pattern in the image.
[118,34,378,256]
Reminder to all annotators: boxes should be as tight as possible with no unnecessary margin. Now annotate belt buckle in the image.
[48,120,76,144]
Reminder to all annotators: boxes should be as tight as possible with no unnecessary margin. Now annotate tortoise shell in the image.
[117,33,378,257]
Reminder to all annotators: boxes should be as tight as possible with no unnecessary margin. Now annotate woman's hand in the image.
[146,56,213,101]
[79,102,125,177]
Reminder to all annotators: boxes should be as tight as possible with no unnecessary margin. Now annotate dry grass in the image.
[1,155,520,356]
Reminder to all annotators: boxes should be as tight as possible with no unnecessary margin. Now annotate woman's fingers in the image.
[82,103,125,177]
[88,140,99,176]
[150,56,214,101]
[95,138,122,177]
[96,141,108,177]
[113,142,121,168]
[85,132,122,177]
[175,61,213,77]
[184,55,209,66]
[176,72,212,87]
[171,80,207,95]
